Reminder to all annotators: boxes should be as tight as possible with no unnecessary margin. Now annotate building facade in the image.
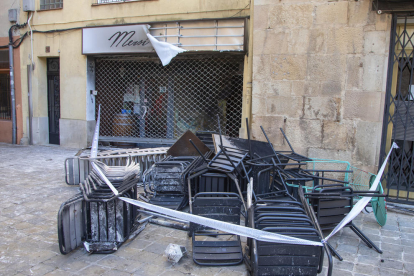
[2,0,413,202]
[16,0,252,148]
[251,0,414,203]
[0,0,23,144]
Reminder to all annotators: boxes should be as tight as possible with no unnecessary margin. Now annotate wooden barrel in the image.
[113,114,136,137]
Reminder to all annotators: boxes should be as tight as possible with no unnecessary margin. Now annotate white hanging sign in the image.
[82,24,154,54]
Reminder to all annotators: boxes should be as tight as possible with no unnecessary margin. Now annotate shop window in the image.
[95,55,244,140]
[0,50,11,120]
[40,0,63,10]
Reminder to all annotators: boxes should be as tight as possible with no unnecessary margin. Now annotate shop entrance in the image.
[95,55,244,143]
[380,16,414,204]
[47,58,60,145]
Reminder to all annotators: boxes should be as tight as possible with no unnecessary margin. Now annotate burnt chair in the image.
[245,197,331,276]
[306,185,382,254]
[189,192,244,266]
[143,156,200,210]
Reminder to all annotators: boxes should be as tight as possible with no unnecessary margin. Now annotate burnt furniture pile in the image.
[58,159,141,254]
[57,117,385,276]
[176,120,331,275]
[181,118,382,275]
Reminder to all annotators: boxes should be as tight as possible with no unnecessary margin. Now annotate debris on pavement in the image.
[164,243,187,263]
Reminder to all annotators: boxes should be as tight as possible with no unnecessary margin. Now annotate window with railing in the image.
[0,50,11,120]
[94,0,150,5]
[40,0,63,10]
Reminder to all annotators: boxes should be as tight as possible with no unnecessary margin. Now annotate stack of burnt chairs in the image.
[243,169,333,275]
[236,122,333,275]
[58,159,141,254]
[143,155,203,210]
[245,195,329,276]
[186,118,252,266]
[187,150,248,266]
[189,192,244,266]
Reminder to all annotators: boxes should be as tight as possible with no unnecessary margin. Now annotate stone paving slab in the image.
[1,143,414,275]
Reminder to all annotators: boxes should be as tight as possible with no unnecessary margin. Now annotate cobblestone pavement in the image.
[1,143,414,276]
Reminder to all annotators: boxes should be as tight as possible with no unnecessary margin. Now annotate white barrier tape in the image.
[323,142,399,242]
[89,105,119,196]
[91,105,101,159]
[247,177,253,210]
[120,197,323,247]
[91,162,119,196]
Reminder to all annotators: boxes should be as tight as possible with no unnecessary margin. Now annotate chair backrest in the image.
[145,159,195,193]
[190,192,242,232]
[208,147,249,174]
[195,131,217,151]
[310,186,353,227]
[196,173,232,194]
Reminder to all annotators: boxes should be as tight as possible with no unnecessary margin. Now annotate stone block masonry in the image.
[252,0,391,168]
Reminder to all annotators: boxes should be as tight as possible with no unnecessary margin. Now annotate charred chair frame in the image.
[189,192,244,266]
[306,185,383,254]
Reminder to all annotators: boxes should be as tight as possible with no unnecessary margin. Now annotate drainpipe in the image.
[9,25,17,144]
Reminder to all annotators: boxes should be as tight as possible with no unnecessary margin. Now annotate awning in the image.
[373,0,414,13]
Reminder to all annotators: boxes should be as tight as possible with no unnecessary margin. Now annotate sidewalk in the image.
[0,143,413,276]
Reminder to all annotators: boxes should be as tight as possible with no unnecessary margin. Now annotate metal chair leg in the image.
[326,242,343,261]
[351,223,383,254]
[351,226,373,248]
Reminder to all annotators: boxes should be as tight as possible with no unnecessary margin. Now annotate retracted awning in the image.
[373,0,414,13]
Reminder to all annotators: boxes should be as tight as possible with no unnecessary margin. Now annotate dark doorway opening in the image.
[380,16,414,204]
[47,58,60,145]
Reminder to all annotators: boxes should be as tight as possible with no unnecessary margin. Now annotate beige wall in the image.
[252,0,391,171]
[16,0,250,147]
[0,0,20,37]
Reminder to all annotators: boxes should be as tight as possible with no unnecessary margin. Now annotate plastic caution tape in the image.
[323,142,399,243]
[120,197,323,246]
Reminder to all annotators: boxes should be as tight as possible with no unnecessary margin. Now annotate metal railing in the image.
[149,22,245,50]
[94,0,140,4]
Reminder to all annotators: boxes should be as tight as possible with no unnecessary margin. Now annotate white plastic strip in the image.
[323,142,399,242]
[145,26,186,66]
[120,197,323,246]
[247,177,253,210]
[91,163,119,196]
[89,104,119,195]
[90,104,101,159]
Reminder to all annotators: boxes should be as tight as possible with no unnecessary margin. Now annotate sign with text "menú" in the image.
[82,25,154,54]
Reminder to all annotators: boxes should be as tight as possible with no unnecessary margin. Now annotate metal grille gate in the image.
[0,73,11,120]
[380,15,414,204]
[95,55,244,142]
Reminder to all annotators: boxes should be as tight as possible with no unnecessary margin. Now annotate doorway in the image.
[380,16,414,204]
[47,58,60,145]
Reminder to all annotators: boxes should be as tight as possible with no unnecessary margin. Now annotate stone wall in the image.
[252,0,392,171]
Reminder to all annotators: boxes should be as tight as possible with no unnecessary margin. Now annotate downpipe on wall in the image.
[8,25,18,144]
[8,22,28,144]
[8,42,16,144]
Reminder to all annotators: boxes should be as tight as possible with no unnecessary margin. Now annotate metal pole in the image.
[166,76,174,139]
[8,44,16,144]
[27,65,33,145]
